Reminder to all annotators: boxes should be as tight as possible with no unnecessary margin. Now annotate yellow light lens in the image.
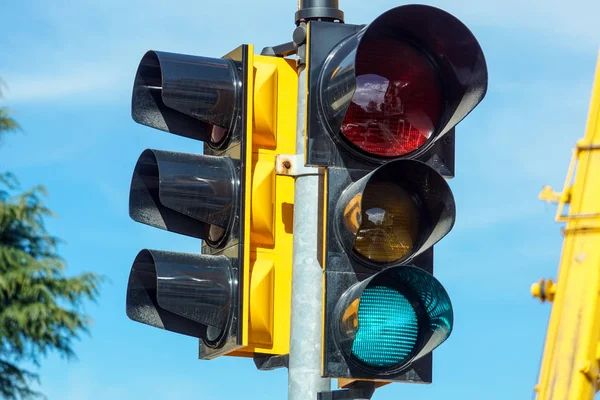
[352,182,420,263]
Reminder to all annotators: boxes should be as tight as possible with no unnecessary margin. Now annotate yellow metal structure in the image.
[205,50,298,356]
[534,52,600,399]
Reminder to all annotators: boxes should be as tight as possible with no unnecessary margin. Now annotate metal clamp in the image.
[276,154,323,177]
[253,353,289,370]
[261,42,297,58]
[317,381,376,400]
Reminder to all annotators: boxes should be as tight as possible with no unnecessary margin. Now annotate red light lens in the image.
[341,40,442,157]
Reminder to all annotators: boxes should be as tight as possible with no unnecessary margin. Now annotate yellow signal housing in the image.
[230,51,298,356]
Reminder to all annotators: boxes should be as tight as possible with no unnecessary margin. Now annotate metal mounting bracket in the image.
[253,353,289,370]
[317,381,376,400]
[276,154,323,177]
[261,42,297,58]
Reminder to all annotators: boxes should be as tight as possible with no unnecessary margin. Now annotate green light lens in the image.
[351,285,418,367]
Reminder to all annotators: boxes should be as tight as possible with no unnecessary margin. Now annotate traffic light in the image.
[125,45,299,359]
[305,5,488,382]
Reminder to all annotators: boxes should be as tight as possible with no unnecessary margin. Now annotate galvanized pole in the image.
[288,3,343,399]
[287,44,331,400]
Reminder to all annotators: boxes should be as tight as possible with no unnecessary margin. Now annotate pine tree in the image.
[0,81,103,399]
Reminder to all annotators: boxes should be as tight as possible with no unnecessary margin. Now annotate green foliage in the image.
[0,82,103,399]
[0,81,20,140]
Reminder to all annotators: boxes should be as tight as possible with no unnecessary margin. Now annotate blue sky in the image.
[1,0,600,399]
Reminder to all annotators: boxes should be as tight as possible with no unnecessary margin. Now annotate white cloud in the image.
[3,0,598,105]
[3,66,128,103]
[39,367,220,400]
[446,0,600,49]
[438,73,597,232]
[2,0,273,104]
[362,0,600,51]
[453,198,544,232]
[480,78,591,183]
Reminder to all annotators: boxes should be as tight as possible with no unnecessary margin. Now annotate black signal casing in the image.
[307,4,488,175]
[323,165,435,382]
[306,21,362,168]
[200,45,250,360]
[126,45,251,361]
[306,21,456,177]
[310,4,490,381]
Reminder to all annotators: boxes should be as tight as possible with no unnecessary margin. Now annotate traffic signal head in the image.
[126,46,249,359]
[126,249,235,347]
[129,149,237,246]
[131,50,241,147]
[126,44,299,361]
[306,4,487,169]
[335,160,455,267]
[334,266,452,372]
[323,159,456,381]
[309,4,487,383]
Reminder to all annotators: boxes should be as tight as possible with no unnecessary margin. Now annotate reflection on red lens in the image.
[342,40,442,157]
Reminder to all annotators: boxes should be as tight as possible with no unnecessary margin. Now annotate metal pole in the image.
[295,0,344,24]
[288,3,343,397]
[287,42,331,400]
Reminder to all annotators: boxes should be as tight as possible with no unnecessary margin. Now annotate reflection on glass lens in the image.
[210,125,228,145]
[341,298,360,336]
[208,225,226,243]
[206,325,223,343]
[343,194,362,235]
[341,40,442,157]
[353,182,420,263]
[354,182,420,263]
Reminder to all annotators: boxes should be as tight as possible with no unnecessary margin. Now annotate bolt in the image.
[292,25,307,46]
[579,361,592,378]
[283,160,292,169]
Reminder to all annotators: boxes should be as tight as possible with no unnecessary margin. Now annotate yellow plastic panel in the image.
[249,259,274,345]
[251,159,275,246]
[244,169,295,354]
[253,62,278,148]
[231,53,297,357]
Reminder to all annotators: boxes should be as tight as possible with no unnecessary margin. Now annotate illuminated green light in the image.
[351,286,418,367]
